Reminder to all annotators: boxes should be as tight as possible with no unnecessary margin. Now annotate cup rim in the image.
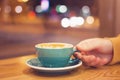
[35,42,73,49]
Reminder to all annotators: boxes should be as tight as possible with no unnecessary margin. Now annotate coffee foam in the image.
[36,43,73,49]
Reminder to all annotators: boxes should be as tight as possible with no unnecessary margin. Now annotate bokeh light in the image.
[82,5,90,14]
[17,0,29,2]
[81,5,91,17]
[56,5,67,13]
[5,5,11,13]
[69,17,78,27]
[61,16,85,28]
[86,16,94,24]
[76,17,85,26]
[28,11,36,19]
[70,16,84,27]
[15,5,23,14]
[61,18,70,28]
[35,5,42,13]
[41,0,49,11]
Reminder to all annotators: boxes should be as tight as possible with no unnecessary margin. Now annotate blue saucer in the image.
[26,58,82,73]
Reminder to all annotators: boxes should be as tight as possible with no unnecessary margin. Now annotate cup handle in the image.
[68,47,81,65]
[73,47,81,52]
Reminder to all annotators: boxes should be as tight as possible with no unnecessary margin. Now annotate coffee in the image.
[36,43,73,49]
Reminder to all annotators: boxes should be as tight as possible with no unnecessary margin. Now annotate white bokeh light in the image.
[59,5,67,13]
[82,5,90,14]
[69,17,78,27]
[70,16,84,27]
[35,5,42,13]
[56,5,67,13]
[61,16,85,28]
[41,0,49,11]
[61,18,70,28]
[76,17,85,26]
[15,5,22,13]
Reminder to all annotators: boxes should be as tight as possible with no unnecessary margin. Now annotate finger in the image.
[73,53,89,67]
[81,55,96,66]
[89,57,108,67]
[89,57,101,67]
[74,52,83,59]
[74,52,103,67]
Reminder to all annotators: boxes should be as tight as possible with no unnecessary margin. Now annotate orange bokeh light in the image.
[28,11,36,19]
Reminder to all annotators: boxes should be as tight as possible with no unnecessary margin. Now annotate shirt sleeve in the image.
[109,35,120,64]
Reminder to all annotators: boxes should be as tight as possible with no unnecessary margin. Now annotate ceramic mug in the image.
[35,42,79,67]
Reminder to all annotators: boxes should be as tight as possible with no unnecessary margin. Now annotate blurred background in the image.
[0,0,120,59]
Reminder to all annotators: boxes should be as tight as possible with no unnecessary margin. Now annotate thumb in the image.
[76,38,101,52]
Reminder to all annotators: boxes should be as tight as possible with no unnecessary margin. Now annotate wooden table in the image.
[0,55,120,80]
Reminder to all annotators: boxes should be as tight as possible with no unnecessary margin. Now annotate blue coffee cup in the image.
[35,42,78,67]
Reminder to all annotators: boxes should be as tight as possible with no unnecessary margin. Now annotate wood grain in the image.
[0,55,120,80]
